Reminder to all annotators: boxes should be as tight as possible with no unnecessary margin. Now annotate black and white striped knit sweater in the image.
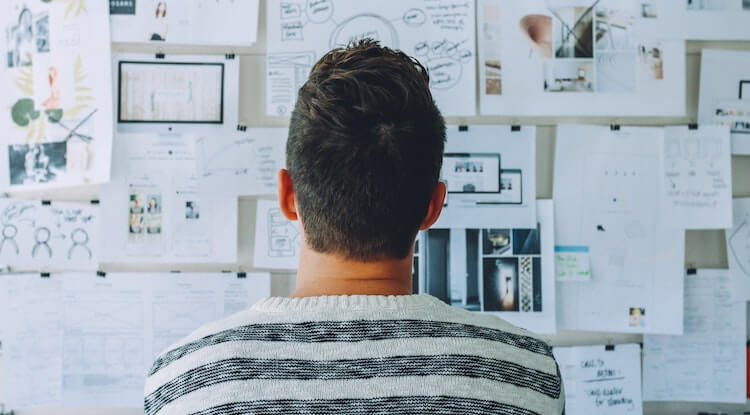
[144,294,565,415]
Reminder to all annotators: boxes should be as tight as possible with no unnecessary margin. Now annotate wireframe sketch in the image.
[266,0,477,116]
[268,208,299,258]
[3,0,114,191]
[0,199,99,268]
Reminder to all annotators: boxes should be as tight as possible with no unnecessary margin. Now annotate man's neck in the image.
[291,247,413,298]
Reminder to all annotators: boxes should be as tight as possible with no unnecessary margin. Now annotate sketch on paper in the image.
[477,0,684,116]
[254,199,300,270]
[0,199,99,269]
[266,0,477,116]
[727,199,750,300]
[118,61,224,123]
[196,128,286,196]
[2,0,113,190]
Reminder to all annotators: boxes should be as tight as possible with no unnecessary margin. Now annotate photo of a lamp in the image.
[520,14,553,59]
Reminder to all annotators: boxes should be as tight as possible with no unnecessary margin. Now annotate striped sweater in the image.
[144,294,564,415]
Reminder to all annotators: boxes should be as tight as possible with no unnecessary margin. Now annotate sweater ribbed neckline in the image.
[251,294,444,312]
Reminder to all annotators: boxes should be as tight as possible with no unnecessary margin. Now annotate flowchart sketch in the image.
[254,199,301,270]
[0,199,99,270]
[1,0,114,191]
[196,128,287,196]
[266,0,477,116]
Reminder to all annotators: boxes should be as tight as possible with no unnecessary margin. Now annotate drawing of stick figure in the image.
[68,228,92,260]
[0,224,20,255]
[32,227,52,258]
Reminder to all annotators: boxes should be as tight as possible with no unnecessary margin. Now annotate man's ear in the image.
[278,169,298,221]
[419,181,446,230]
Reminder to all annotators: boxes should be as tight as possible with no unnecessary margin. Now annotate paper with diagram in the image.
[113,53,240,132]
[698,49,750,155]
[110,0,259,46]
[0,271,271,410]
[727,198,750,300]
[661,125,732,230]
[100,133,238,263]
[477,0,686,116]
[554,344,643,415]
[254,199,301,270]
[554,125,685,335]
[0,199,99,270]
[416,200,556,334]
[643,269,746,403]
[433,125,536,229]
[1,0,114,191]
[266,0,476,116]
[196,128,287,197]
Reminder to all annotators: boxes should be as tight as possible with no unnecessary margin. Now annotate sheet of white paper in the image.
[110,0,259,46]
[418,200,556,334]
[555,245,592,281]
[727,198,750,300]
[100,133,238,263]
[113,53,240,134]
[698,49,750,155]
[196,128,287,197]
[0,0,114,191]
[254,199,301,270]
[0,273,63,409]
[0,199,99,270]
[265,0,477,116]
[477,0,686,116]
[661,125,733,230]
[555,125,685,335]
[554,344,643,415]
[434,125,536,229]
[643,269,747,403]
[0,271,271,410]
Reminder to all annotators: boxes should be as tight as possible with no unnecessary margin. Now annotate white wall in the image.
[3,2,750,413]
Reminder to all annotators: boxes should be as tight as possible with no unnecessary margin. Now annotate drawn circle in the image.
[306,0,333,24]
[35,227,51,243]
[71,228,88,244]
[2,224,17,238]
[403,8,426,27]
[329,14,398,49]
[427,57,463,90]
[414,41,429,57]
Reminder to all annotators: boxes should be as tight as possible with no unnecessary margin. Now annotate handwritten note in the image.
[661,125,732,229]
[555,246,591,281]
[553,344,643,415]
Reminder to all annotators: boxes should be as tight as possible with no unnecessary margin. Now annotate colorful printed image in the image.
[8,142,67,185]
[128,191,162,235]
[629,307,646,328]
[150,1,168,41]
[185,200,199,220]
[483,257,519,312]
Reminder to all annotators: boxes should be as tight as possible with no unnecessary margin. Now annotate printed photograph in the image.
[145,194,162,234]
[6,6,34,67]
[483,2,503,94]
[128,192,145,234]
[594,5,634,51]
[422,229,481,311]
[640,1,658,18]
[629,307,646,328]
[551,6,594,58]
[483,257,519,312]
[149,1,168,42]
[543,60,594,92]
[638,42,664,81]
[185,201,200,220]
[34,12,49,53]
[513,225,541,255]
[482,229,511,256]
[519,14,553,59]
[596,52,636,92]
[8,142,67,185]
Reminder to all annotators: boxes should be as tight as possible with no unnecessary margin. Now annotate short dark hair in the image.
[287,39,445,261]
